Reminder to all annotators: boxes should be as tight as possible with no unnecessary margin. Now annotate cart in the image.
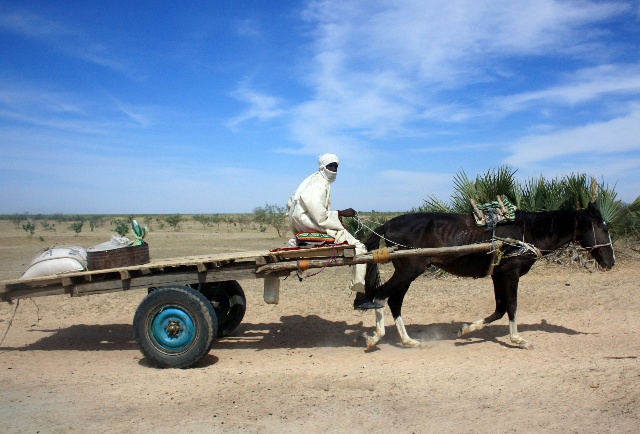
[0,242,499,368]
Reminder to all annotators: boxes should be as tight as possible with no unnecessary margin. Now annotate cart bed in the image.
[0,244,357,302]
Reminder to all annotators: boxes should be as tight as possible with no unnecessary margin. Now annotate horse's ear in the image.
[587,201,599,216]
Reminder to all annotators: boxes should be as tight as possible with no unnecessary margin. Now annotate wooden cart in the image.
[0,242,498,368]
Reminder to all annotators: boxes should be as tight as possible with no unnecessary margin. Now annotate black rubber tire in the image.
[133,285,217,368]
[190,281,246,338]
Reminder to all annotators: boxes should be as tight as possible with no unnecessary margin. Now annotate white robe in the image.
[287,171,367,292]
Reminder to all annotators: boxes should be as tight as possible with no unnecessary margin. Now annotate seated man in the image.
[287,153,383,310]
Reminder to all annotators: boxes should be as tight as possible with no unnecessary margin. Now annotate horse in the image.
[363,202,615,350]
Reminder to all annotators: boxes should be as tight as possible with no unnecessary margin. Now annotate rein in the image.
[353,214,539,264]
[352,215,419,250]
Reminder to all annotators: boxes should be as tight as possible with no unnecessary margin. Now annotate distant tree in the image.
[22,220,35,236]
[165,214,184,231]
[253,204,288,237]
[70,220,84,236]
[9,212,29,228]
[41,221,56,232]
[88,216,104,231]
[192,214,221,230]
[110,218,129,237]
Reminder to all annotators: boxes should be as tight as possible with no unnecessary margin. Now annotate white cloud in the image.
[0,81,159,134]
[0,9,70,38]
[292,0,632,147]
[226,87,284,128]
[0,9,132,75]
[504,109,640,166]
[490,64,640,114]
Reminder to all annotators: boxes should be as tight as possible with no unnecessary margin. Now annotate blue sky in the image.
[1,0,639,214]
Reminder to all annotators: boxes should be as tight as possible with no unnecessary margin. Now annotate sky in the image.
[1,0,640,214]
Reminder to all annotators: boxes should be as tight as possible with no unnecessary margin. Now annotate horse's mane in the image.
[515,209,579,238]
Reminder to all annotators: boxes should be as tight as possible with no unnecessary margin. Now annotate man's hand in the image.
[338,208,357,218]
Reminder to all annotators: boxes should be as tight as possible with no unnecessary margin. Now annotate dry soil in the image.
[1,219,639,433]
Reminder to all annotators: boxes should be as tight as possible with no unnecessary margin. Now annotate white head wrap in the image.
[318,153,339,168]
[318,153,339,183]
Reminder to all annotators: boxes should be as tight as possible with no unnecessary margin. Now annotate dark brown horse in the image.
[363,202,615,349]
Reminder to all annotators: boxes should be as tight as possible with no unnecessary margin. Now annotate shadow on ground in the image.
[0,317,587,353]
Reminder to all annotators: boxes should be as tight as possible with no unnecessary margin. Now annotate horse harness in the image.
[351,213,612,277]
[572,217,613,252]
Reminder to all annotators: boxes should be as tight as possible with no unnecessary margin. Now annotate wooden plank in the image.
[72,263,261,295]
[2,286,68,301]
[0,246,353,295]
[269,245,356,260]
[0,252,267,294]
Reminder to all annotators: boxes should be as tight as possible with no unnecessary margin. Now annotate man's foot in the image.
[353,292,384,310]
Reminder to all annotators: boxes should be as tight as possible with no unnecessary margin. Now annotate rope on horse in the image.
[353,214,540,259]
[372,247,391,263]
[352,215,418,250]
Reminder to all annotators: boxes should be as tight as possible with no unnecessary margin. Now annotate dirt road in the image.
[1,221,638,433]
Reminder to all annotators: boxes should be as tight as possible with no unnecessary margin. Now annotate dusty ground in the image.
[1,218,639,433]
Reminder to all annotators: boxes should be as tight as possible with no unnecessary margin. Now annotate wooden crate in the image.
[87,243,150,270]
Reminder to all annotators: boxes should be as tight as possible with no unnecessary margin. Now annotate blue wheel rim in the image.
[149,306,196,353]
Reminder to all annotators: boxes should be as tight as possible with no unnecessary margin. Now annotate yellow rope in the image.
[372,248,390,264]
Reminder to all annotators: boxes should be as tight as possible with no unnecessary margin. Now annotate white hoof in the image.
[402,338,421,348]
[458,324,470,338]
[519,341,534,350]
[364,333,378,350]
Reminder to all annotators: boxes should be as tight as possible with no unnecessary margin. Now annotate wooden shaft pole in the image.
[255,241,502,275]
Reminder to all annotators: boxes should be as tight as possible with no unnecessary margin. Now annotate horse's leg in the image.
[458,273,509,338]
[502,276,532,350]
[365,295,419,349]
[493,270,532,349]
[366,258,424,349]
[365,306,386,350]
[507,315,532,349]
[394,316,420,348]
[458,271,532,349]
[388,288,420,347]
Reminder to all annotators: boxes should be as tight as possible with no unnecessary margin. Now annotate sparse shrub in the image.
[88,217,104,231]
[110,218,129,237]
[193,214,221,230]
[70,221,84,236]
[165,214,184,231]
[143,217,154,230]
[155,217,166,230]
[10,212,29,228]
[22,220,35,236]
[41,221,56,232]
[253,204,288,237]
[231,215,252,231]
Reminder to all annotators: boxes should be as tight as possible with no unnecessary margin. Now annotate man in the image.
[287,153,383,310]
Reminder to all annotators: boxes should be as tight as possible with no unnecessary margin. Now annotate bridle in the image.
[574,217,614,252]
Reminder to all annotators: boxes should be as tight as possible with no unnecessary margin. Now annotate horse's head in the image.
[577,202,615,271]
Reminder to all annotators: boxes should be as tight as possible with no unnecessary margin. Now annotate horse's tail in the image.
[364,221,390,292]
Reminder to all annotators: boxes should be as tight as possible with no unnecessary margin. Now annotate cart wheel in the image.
[190,281,246,338]
[133,285,217,368]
